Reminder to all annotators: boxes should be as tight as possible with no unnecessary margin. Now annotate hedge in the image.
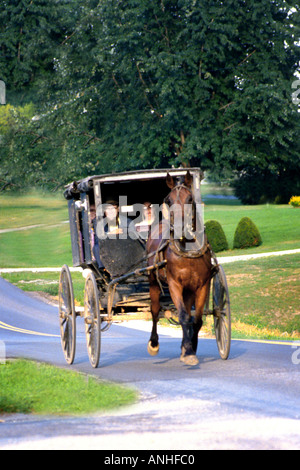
[233,217,262,249]
[205,220,229,252]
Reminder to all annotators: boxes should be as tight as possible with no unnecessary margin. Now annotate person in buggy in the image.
[135,202,158,240]
[91,199,140,269]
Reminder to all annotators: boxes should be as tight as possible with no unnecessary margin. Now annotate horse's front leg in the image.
[147,278,161,356]
[169,281,199,366]
[192,281,211,354]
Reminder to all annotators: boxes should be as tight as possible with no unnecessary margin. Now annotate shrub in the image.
[233,217,262,249]
[205,220,229,252]
[289,196,300,208]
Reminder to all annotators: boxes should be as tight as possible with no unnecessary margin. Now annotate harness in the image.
[146,183,216,292]
[115,184,215,291]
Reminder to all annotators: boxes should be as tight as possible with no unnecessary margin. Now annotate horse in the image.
[146,171,212,366]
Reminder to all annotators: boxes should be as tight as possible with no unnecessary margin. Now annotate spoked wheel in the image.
[84,272,101,368]
[213,265,231,360]
[59,265,76,365]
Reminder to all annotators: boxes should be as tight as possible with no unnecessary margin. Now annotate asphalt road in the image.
[0,277,299,450]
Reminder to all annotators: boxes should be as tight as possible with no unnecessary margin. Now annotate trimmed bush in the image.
[233,217,262,249]
[205,220,229,252]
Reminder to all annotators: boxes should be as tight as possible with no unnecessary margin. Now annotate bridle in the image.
[164,184,193,206]
[163,183,209,258]
[164,184,195,234]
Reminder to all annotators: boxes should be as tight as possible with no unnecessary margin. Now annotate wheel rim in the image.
[213,266,231,360]
[59,265,76,365]
[84,274,101,368]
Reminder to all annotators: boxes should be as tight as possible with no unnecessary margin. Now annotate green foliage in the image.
[205,219,229,252]
[233,168,300,204]
[289,196,300,208]
[0,103,35,133]
[233,217,262,249]
[49,0,300,173]
[0,0,82,93]
[0,0,299,197]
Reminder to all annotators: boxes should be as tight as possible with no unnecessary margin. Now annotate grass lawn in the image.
[0,225,73,268]
[204,203,300,254]
[1,190,299,268]
[1,270,85,305]
[3,254,299,340]
[205,254,300,340]
[0,190,67,230]
[0,190,299,340]
[2,188,297,417]
[0,360,137,415]
[0,191,71,268]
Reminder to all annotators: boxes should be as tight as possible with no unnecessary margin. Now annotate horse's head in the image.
[164,171,195,241]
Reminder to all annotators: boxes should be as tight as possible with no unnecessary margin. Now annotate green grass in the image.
[204,203,300,254]
[219,254,300,340]
[1,271,85,305]
[0,191,71,268]
[0,360,137,415]
[0,225,73,268]
[0,194,299,268]
[0,190,68,230]
[2,254,299,340]
[0,191,299,340]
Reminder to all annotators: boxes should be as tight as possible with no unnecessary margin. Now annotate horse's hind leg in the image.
[147,279,161,356]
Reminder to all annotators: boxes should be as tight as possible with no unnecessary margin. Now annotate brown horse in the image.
[146,171,212,366]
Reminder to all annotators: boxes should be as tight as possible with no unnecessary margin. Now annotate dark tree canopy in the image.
[0,0,299,201]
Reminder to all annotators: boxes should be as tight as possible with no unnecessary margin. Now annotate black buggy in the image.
[59,168,231,368]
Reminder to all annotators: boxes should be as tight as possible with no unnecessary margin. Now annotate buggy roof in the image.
[64,168,203,196]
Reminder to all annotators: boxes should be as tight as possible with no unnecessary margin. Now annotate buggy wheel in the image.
[213,265,231,360]
[59,265,76,365]
[84,272,101,368]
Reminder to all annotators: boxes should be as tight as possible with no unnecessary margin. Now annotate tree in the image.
[0,103,37,191]
[0,0,82,98]
[0,0,87,190]
[222,2,300,202]
[1,0,299,198]
[50,1,300,176]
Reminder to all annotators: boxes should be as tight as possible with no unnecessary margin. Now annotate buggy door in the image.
[68,192,93,267]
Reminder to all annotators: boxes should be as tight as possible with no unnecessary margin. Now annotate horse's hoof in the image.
[147,341,159,356]
[180,353,199,366]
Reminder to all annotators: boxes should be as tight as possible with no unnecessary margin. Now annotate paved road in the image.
[0,277,299,450]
